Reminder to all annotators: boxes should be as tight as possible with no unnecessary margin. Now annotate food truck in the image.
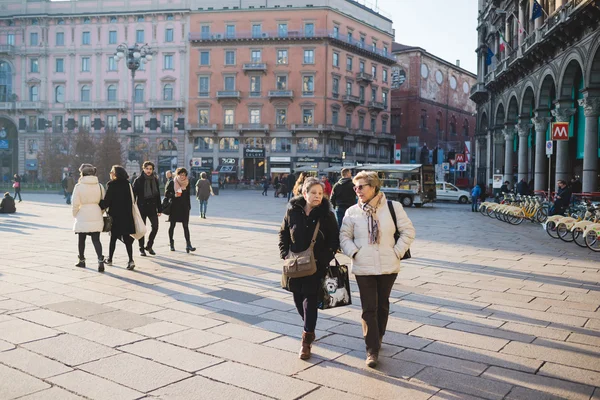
[357,164,436,207]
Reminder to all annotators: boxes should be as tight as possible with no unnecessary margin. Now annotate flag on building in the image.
[485,47,495,65]
[532,0,543,20]
[499,32,508,52]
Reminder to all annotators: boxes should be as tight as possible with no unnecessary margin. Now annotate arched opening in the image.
[0,117,19,181]
[558,59,585,181]
[521,86,536,183]
[538,74,557,189]
[158,139,177,152]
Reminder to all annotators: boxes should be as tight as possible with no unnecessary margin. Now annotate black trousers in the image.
[139,208,159,249]
[355,273,398,354]
[109,234,134,262]
[78,232,102,260]
[169,220,191,244]
[292,292,318,333]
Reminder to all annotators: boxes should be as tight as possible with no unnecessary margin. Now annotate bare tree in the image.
[69,128,96,176]
[95,128,124,183]
[38,134,69,183]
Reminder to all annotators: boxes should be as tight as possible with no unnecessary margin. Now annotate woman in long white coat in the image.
[72,163,105,272]
[340,171,415,368]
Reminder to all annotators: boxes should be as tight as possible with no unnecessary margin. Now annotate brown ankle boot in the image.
[299,332,316,360]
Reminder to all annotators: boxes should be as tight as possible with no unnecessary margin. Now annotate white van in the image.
[436,182,471,204]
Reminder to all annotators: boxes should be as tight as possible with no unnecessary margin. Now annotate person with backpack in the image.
[330,168,357,229]
[340,171,415,368]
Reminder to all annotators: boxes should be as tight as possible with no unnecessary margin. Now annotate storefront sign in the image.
[244,148,265,158]
[219,157,238,165]
[190,158,202,167]
[329,158,343,164]
[201,158,213,167]
[293,156,327,163]
[270,156,291,163]
[271,167,291,173]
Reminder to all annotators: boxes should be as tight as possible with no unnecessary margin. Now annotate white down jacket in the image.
[72,175,105,233]
[340,192,415,276]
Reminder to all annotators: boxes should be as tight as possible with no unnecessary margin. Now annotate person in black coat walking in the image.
[330,168,357,229]
[286,173,296,201]
[102,165,136,270]
[132,161,162,256]
[165,167,196,253]
[12,174,22,202]
[278,177,339,360]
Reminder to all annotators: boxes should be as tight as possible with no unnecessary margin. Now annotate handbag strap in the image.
[387,200,399,243]
[309,220,321,248]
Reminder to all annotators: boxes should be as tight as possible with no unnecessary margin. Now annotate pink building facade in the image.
[0,0,190,180]
[187,4,396,180]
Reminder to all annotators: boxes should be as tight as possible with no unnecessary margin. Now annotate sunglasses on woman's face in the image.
[353,184,371,192]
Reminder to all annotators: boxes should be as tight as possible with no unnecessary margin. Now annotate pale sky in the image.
[377,0,479,74]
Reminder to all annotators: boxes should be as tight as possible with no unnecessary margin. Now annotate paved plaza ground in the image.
[0,190,599,400]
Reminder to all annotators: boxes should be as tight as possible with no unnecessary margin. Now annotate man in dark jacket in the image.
[330,168,357,229]
[500,181,511,194]
[516,178,529,196]
[65,173,75,205]
[286,173,296,201]
[0,192,16,213]
[132,162,162,256]
[552,180,572,216]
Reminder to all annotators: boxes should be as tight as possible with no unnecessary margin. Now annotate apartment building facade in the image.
[186,4,396,180]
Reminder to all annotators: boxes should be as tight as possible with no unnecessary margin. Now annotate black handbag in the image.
[161,197,172,215]
[102,214,113,233]
[388,200,412,260]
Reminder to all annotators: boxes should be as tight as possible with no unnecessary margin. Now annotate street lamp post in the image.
[114,43,153,164]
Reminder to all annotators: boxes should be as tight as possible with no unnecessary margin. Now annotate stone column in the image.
[486,129,492,183]
[551,104,576,187]
[531,113,552,192]
[516,121,531,182]
[578,96,600,193]
[503,126,516,184]
[493,130,504,174]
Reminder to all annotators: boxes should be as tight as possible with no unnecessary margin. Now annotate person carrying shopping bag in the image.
[340,171,415,368]
[279,177,339,360]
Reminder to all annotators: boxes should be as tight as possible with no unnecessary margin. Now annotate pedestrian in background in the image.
[165,167,196,253]
[12,174,22,202]
[331,168,356,229]
[287,173,297,200]
[279,177,339,360]
[132,161,162,256]
[273,176,280,198]
[103,165,136,270]
[516,178,529,196]
[292,172,307,196]
[72,164,105,272]
[130,172,137,185]
[340,171,415,368]
[471,184,481,212]
[261,176,269,196]
[196,171,213,219]
[164,170,172,186]
[321,175,332,199]
[0,192,16,213]
[64,173,75,205]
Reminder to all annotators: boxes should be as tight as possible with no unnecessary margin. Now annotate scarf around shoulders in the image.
[359,191,384,245]
[143,173,159,199]
[174,175,189,193]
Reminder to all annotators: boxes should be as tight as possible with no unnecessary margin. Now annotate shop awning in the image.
[359,164,422,173]
[323,166,357,173]
[293,166,319,173]
[217,165,237,173]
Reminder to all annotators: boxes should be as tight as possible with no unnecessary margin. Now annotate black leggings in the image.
[109,234,134,262]
[78,233,102,260]
[169,220,190,243]
[293,292,318,333]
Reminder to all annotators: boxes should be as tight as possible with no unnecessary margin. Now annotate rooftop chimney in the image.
[456,60,461,67]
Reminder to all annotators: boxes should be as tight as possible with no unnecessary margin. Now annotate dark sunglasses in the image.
[353,184,371,192]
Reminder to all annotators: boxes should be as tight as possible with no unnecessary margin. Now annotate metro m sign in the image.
[551,122,569,141]
[455,154,465,163]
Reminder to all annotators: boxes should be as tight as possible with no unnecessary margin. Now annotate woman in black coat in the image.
[278,177,339,360]
[165,167,196,253]
[102,165,136,270]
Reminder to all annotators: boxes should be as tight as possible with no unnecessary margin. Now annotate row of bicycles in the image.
[478,194,600,252]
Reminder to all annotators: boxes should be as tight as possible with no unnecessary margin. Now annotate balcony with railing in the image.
[242,63,267,73]
[64,102,95,110]
[188,123,218,132]
[239,123,269,132]
[0,102,13,111]
[95,101,128,110]
[189,29,396,63]
[216,91,241,100]
[324,125,350,134]
[148,100,185,110]
[368,101,385,112]
[342,94,361,106]
[356,72,374,83]
[291,124,323,132]
[268,90,294,99]
[378,132,396,140]
[469,82,488,104]
[354,129,375,138]
[0,44,16,54]
[17,101,44,110]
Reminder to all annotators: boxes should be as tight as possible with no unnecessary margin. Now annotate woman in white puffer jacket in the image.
[340,171,415,368]
[72,163,105,272]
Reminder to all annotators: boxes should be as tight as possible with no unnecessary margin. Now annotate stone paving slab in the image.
[0,364,51,399]
[2,193,600,399]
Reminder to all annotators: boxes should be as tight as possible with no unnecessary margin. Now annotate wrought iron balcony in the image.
[268,90,294,99]
[356,72,374,83]
[216,91,241,99]
[238,123,269,132]
[368,101,385,111]
[242,63,267,73]
[16,101,44,110]
[148,100,185,110]
[342,94,361,106]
